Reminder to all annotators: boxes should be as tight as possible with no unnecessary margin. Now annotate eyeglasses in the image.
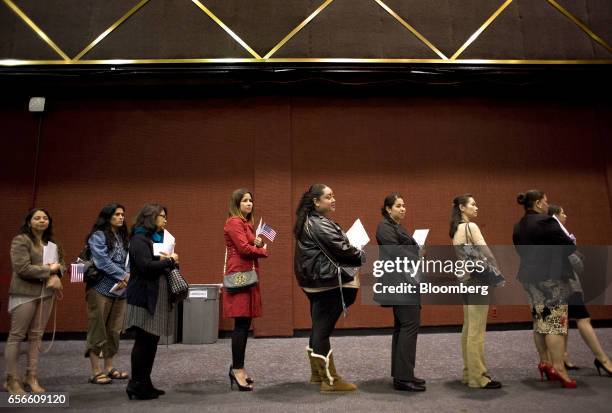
[157,214,167,219]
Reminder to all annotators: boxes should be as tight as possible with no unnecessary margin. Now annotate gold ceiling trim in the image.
[373,0,448,60]
[191,0,262,59]
[2,0,70,61]
[451,0,514,60]
[73,0,151,61]
[2,58,611,66]
[546,0,612,55]
[263,0,335,59]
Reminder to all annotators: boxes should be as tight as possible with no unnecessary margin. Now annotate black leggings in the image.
[307,288,358,355]
[232,317,252,369]
[130,327,160,383]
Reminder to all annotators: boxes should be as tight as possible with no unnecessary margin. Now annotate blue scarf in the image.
[134,226,164,243]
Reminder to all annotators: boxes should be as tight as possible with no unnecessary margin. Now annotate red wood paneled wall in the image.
[1,96,611,336]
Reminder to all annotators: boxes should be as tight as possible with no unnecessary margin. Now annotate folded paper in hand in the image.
[110,282,126,296]
[346,218,370,250]
[43,242,58,265]
[153,230,175,256]
[412,229,429,247]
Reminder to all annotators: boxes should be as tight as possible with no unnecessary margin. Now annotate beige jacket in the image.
[9,234,66,297]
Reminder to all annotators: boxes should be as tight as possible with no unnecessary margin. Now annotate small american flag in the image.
[70,262,84,283]
[256,218,277,242]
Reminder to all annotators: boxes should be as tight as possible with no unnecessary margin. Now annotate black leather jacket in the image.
[294,212,364,288]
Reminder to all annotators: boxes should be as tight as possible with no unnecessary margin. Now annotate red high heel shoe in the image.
[546,367,577,389]
[537,362,552,381]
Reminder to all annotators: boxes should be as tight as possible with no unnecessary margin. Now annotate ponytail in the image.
[293,184,327,239]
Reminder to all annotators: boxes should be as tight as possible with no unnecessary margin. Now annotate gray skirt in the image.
[124,276,174,337]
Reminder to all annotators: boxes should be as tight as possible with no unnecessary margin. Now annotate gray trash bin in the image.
[182,284,221,344]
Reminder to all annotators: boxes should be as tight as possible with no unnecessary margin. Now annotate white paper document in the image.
[43,242,58,265]
[412,229,430,247]
[153,229,175,256]
[255,218,262,236]
[346,218,370,250]
[110,283,126,296]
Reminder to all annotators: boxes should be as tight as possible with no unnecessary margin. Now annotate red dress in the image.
[222,217,268,318]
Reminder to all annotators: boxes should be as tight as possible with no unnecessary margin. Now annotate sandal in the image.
[89,372,112,385]
[106,368,129,380]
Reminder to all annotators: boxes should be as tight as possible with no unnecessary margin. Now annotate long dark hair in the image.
[517,190,545,211]
[294,184,328,239]
[449,193,473,238]
[381,193,403,219]
[20,208,54,243]
[86,203,129,251]
[131,203,167,238]
[228,188,254,224]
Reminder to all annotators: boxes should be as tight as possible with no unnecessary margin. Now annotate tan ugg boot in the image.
[24,372,45,393]
[310,349,357,393]
[306,346,322,384]
[4,375,26,395]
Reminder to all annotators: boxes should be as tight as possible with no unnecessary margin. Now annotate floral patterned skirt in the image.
[523,280,570,335]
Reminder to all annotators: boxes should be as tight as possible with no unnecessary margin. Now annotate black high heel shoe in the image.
[146,379,165,396]
[126,380,159,400]
[594,359,612,377]
[229,367,253,391]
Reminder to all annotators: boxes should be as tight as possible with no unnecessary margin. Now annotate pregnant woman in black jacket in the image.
[294,184,364,393]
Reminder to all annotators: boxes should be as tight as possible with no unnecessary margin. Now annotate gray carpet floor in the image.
[1,328,611,412]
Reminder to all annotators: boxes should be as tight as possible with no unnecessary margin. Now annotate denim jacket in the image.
[88,231,128,297]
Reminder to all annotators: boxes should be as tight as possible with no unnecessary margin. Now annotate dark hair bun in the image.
[517,193,526,205]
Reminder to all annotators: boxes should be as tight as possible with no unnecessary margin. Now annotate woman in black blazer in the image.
[513,190,577,388]
[375,194,425,392]
[124,204,179,400]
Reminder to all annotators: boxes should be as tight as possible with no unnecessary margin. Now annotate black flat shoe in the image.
[393,379,426,392]
[411,377,426,385]
[481,380,502,389]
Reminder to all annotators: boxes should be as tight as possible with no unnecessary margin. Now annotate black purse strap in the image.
[305,218,349,317]
[464,221,474,246]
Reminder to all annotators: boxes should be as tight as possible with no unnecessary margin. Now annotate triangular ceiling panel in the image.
[462,0,601,59]
[555,0,612,58]
[381,0,509,60]
[12,0,143,59]
[86,0,252,60]
[0,3,63,59]
[199,0,325,58]
[274,0,439,58]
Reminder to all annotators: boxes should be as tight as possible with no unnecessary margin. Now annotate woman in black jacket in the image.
[124,204,179,400]
[375,193,425,392]
[294,184,364,393]
[513,190,577,388]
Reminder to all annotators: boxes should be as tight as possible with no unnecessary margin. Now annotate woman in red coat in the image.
[223,188,268,391]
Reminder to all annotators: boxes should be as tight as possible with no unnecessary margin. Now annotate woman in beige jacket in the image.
[4,208,65,394]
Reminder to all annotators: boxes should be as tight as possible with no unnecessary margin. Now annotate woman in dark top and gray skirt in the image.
[124,204,179,400]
